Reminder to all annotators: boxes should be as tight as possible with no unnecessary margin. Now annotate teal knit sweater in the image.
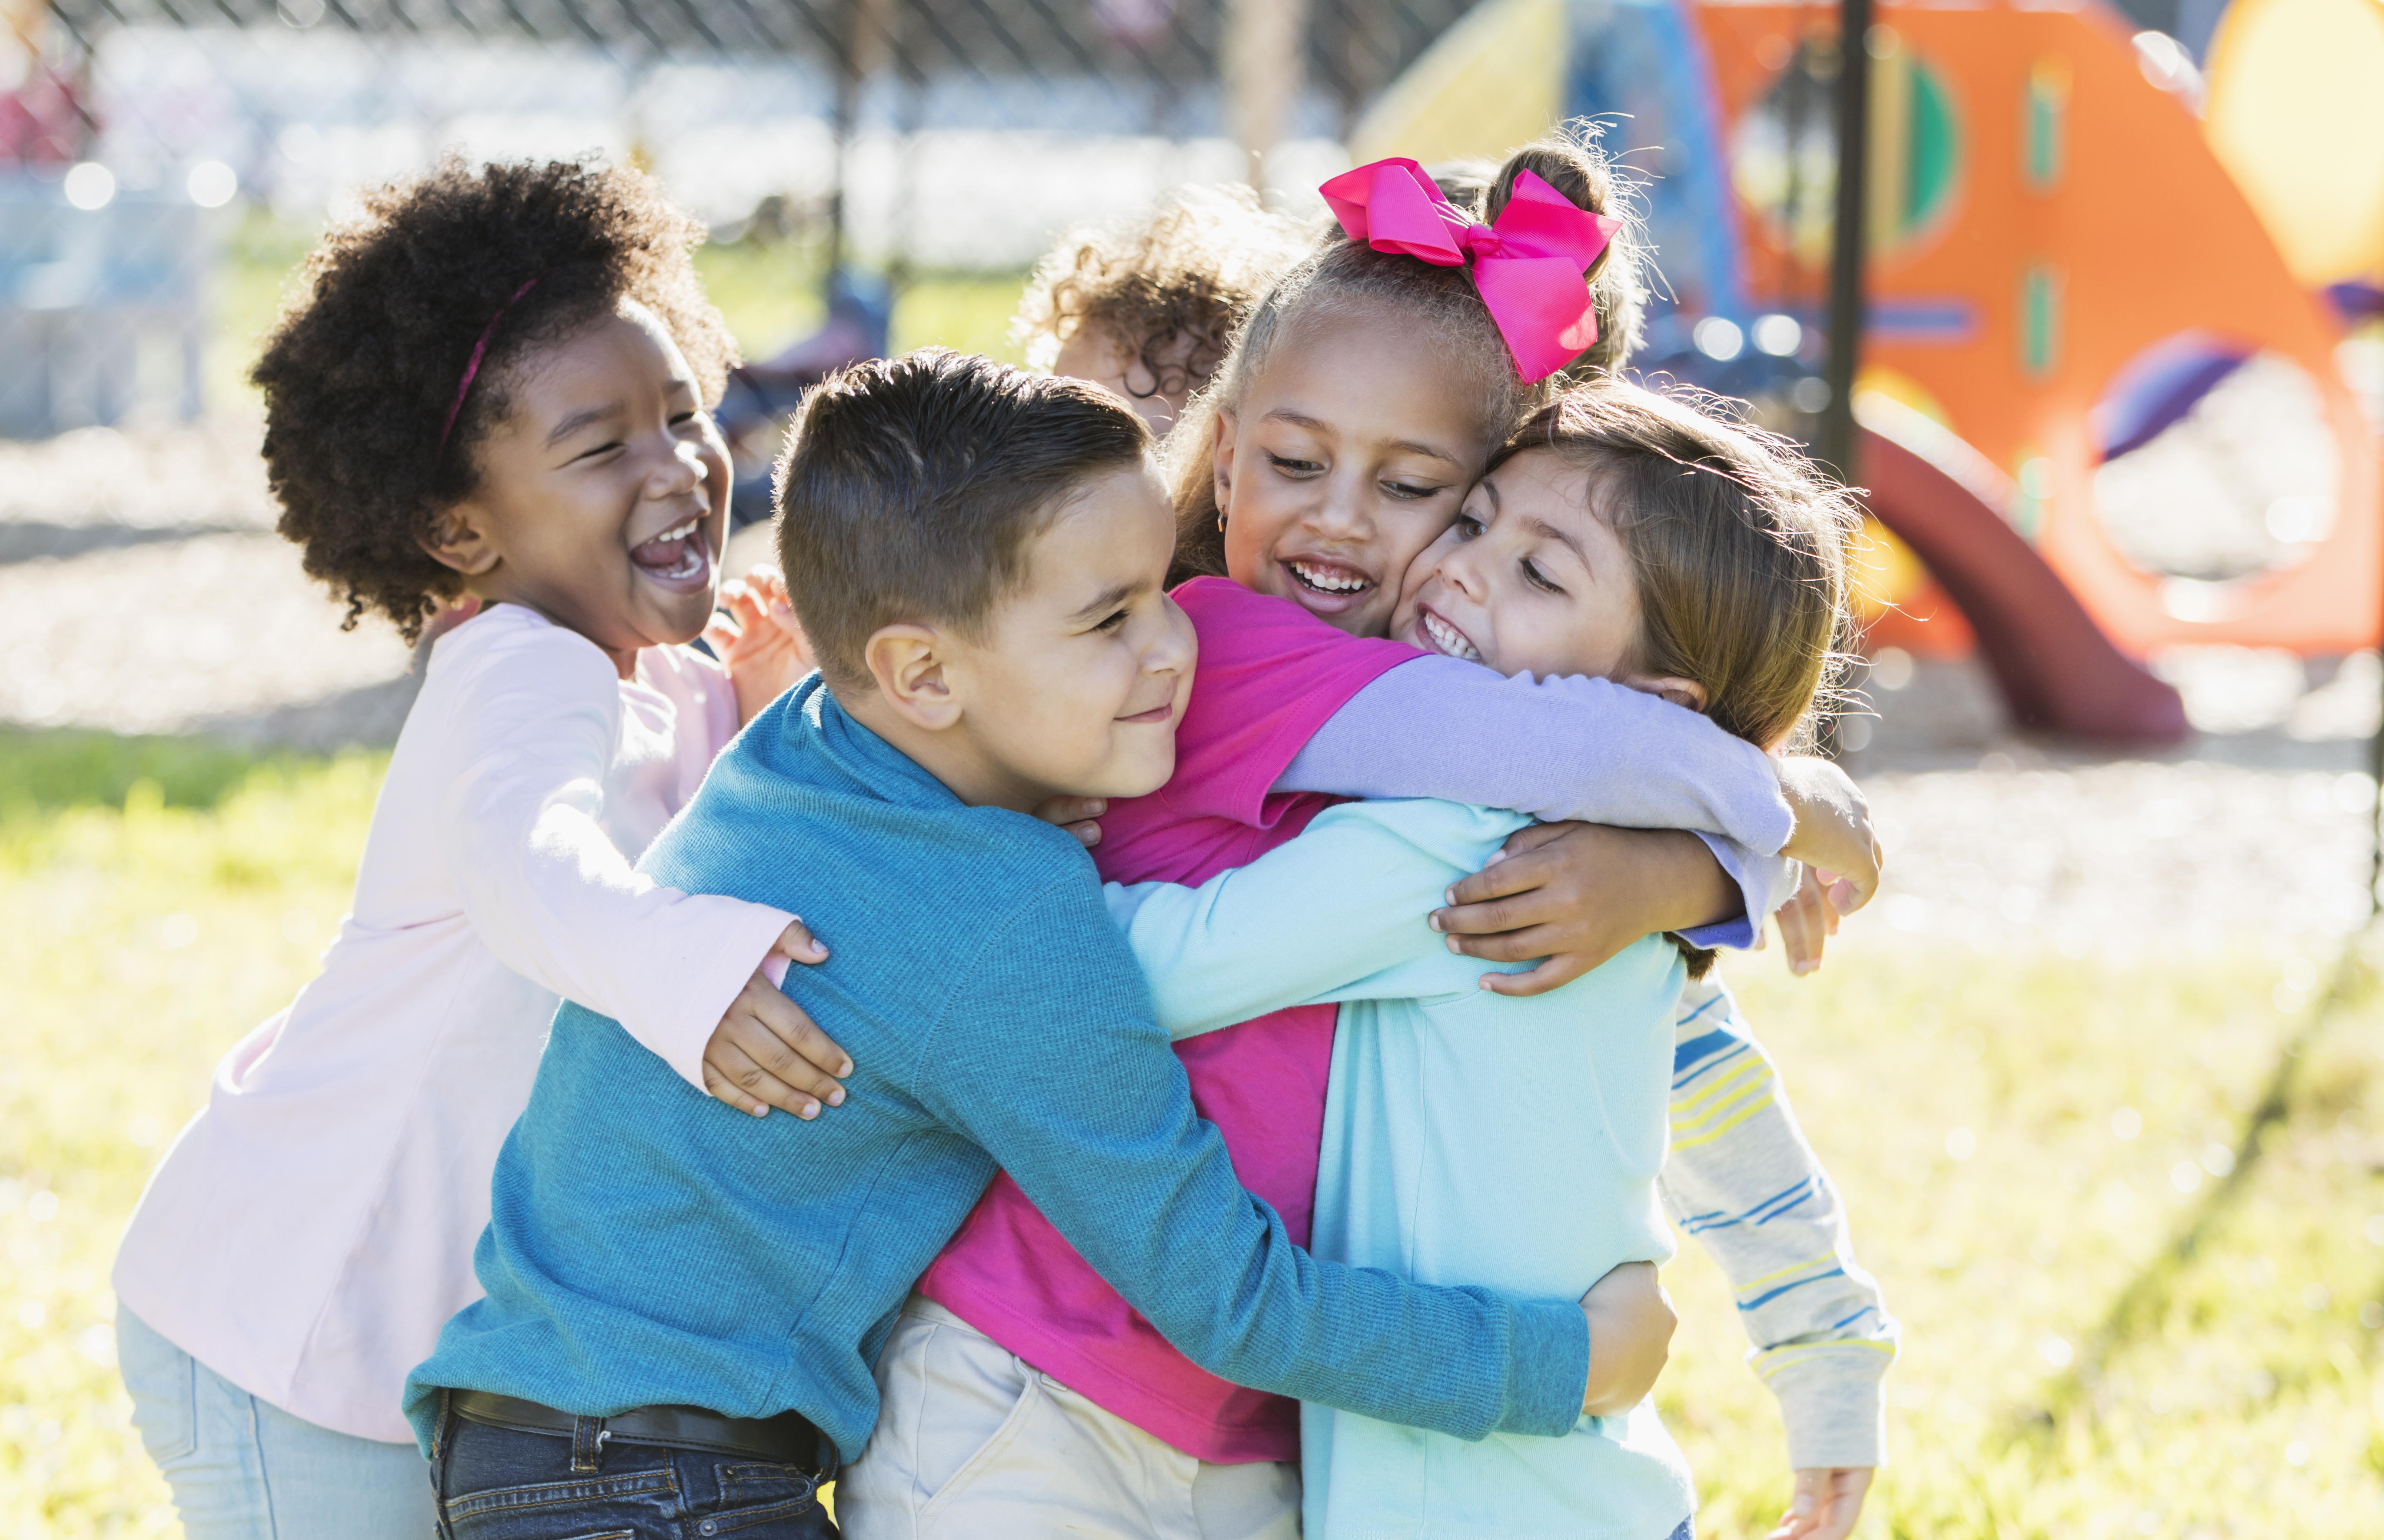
[404,676,1589,1463]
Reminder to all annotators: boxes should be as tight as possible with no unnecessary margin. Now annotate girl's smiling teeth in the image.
[1416,605,1482,662]
[1286,558,1374,596]
[629,515,712,589]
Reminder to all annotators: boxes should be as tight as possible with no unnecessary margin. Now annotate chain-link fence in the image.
[1,0,1487,437]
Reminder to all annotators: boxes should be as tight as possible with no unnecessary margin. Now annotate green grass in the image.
[204,211,1027,419]
[5,734,2383,1536]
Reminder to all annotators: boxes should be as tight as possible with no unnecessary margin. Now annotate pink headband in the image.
[435,277,540,459]
[1317,158,1621,383]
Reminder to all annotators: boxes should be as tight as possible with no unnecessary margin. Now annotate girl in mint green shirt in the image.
[1109,383,1867,1540]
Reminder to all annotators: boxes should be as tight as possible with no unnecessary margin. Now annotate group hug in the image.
[112,127,1898,1540]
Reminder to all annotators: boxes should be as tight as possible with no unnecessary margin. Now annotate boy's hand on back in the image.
[701,920,852,1120]
[1432,823,1738,995]
[1577,1261,1676,1416]
[1776,756,1881,918]
[1765,1467,1875,1540]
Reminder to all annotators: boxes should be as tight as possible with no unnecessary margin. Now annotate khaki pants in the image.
[838,1297,1301,1540]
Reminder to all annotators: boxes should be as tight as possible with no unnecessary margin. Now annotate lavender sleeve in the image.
[1276,654,1798,949]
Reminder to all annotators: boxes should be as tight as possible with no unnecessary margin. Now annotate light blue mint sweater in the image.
[1110,798,1693,1540]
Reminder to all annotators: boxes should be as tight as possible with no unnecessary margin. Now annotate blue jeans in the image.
[427,1396,837,1540]
[117,1304,436,1540]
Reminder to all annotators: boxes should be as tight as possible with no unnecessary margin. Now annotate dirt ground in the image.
[6,421,2376,957]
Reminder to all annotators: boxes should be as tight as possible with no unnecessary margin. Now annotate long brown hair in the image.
[1503,382,1859,977]
[1502,381,1860,756]
[1164,123,1650,585]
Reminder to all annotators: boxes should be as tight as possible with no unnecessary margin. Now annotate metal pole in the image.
[1819,0,1872,480]
[1225,0,1308,190]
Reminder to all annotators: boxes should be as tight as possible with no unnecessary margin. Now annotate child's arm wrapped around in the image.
[439,620,848,1116]
[1662,973,1896,1521]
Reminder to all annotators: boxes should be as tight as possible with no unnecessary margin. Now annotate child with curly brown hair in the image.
[1014,183,1316,434]
[110,156,854,1539]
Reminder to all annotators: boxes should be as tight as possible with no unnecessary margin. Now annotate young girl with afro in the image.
[111,157,854,1538]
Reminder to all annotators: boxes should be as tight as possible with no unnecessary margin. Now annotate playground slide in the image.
[1857,413,2188,744]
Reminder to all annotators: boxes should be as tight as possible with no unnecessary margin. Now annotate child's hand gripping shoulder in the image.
[702,919,852,1120]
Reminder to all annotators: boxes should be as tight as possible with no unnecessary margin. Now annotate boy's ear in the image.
[863,624,962,730]
[1211,408,1238,514]
[1628,674,1709,714]
[419,503,503,577]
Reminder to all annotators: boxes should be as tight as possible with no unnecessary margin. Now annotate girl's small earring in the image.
[1216,511,1227,535]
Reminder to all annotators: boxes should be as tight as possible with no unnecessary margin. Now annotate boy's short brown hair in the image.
[1014,184,1317,410]
[774,349,1153,693]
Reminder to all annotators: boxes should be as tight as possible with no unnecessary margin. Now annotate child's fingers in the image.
[1442,845,1561,911]
[1474,950,1596,996]
[1763,1470,1825,1540]
[742,981,852,1084]
[770,917,829,965]
[1776,886,1826,976]
[1811,1469,1873,1540]
[1061,819,1102,848]
[701,1037,823,1120]
[701,1054,776,1119]
[1031,794,1107,828]
[1494,821,1574,861]
[1441,919,1584,971]
[1432,890,1546,945]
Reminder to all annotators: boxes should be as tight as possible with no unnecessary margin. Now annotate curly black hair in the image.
[252,156,738,644]
[1013,184,1316,409]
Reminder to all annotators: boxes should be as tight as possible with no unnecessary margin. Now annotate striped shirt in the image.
[1662,976,1898,1470]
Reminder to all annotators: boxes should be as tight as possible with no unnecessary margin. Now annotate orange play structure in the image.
[1700,0,2380,663]
[1351,0,2378,740]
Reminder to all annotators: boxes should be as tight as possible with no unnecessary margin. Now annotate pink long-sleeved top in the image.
[113,604,793,1443]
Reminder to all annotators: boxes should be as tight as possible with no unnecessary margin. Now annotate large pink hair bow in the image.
[1319,157,1621,383]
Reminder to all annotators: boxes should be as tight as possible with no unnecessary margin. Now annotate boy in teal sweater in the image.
[405,351,1669,1539]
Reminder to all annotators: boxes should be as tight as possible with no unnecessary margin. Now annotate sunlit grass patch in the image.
[1663,940,2384,1538]
[5,742,2382,1537]
[2,745,382,1538]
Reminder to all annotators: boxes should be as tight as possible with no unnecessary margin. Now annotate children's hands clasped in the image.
[701,920,852,1120]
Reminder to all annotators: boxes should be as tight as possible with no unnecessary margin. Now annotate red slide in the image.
[1856,424,2190,745]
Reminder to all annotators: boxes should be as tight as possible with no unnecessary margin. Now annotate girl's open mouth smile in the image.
[1414,603,1482,663]
[1281,556,1377,614]
[629,516,714,595]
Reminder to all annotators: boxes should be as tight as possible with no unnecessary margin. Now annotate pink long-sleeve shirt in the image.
[112,604,792,1443]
